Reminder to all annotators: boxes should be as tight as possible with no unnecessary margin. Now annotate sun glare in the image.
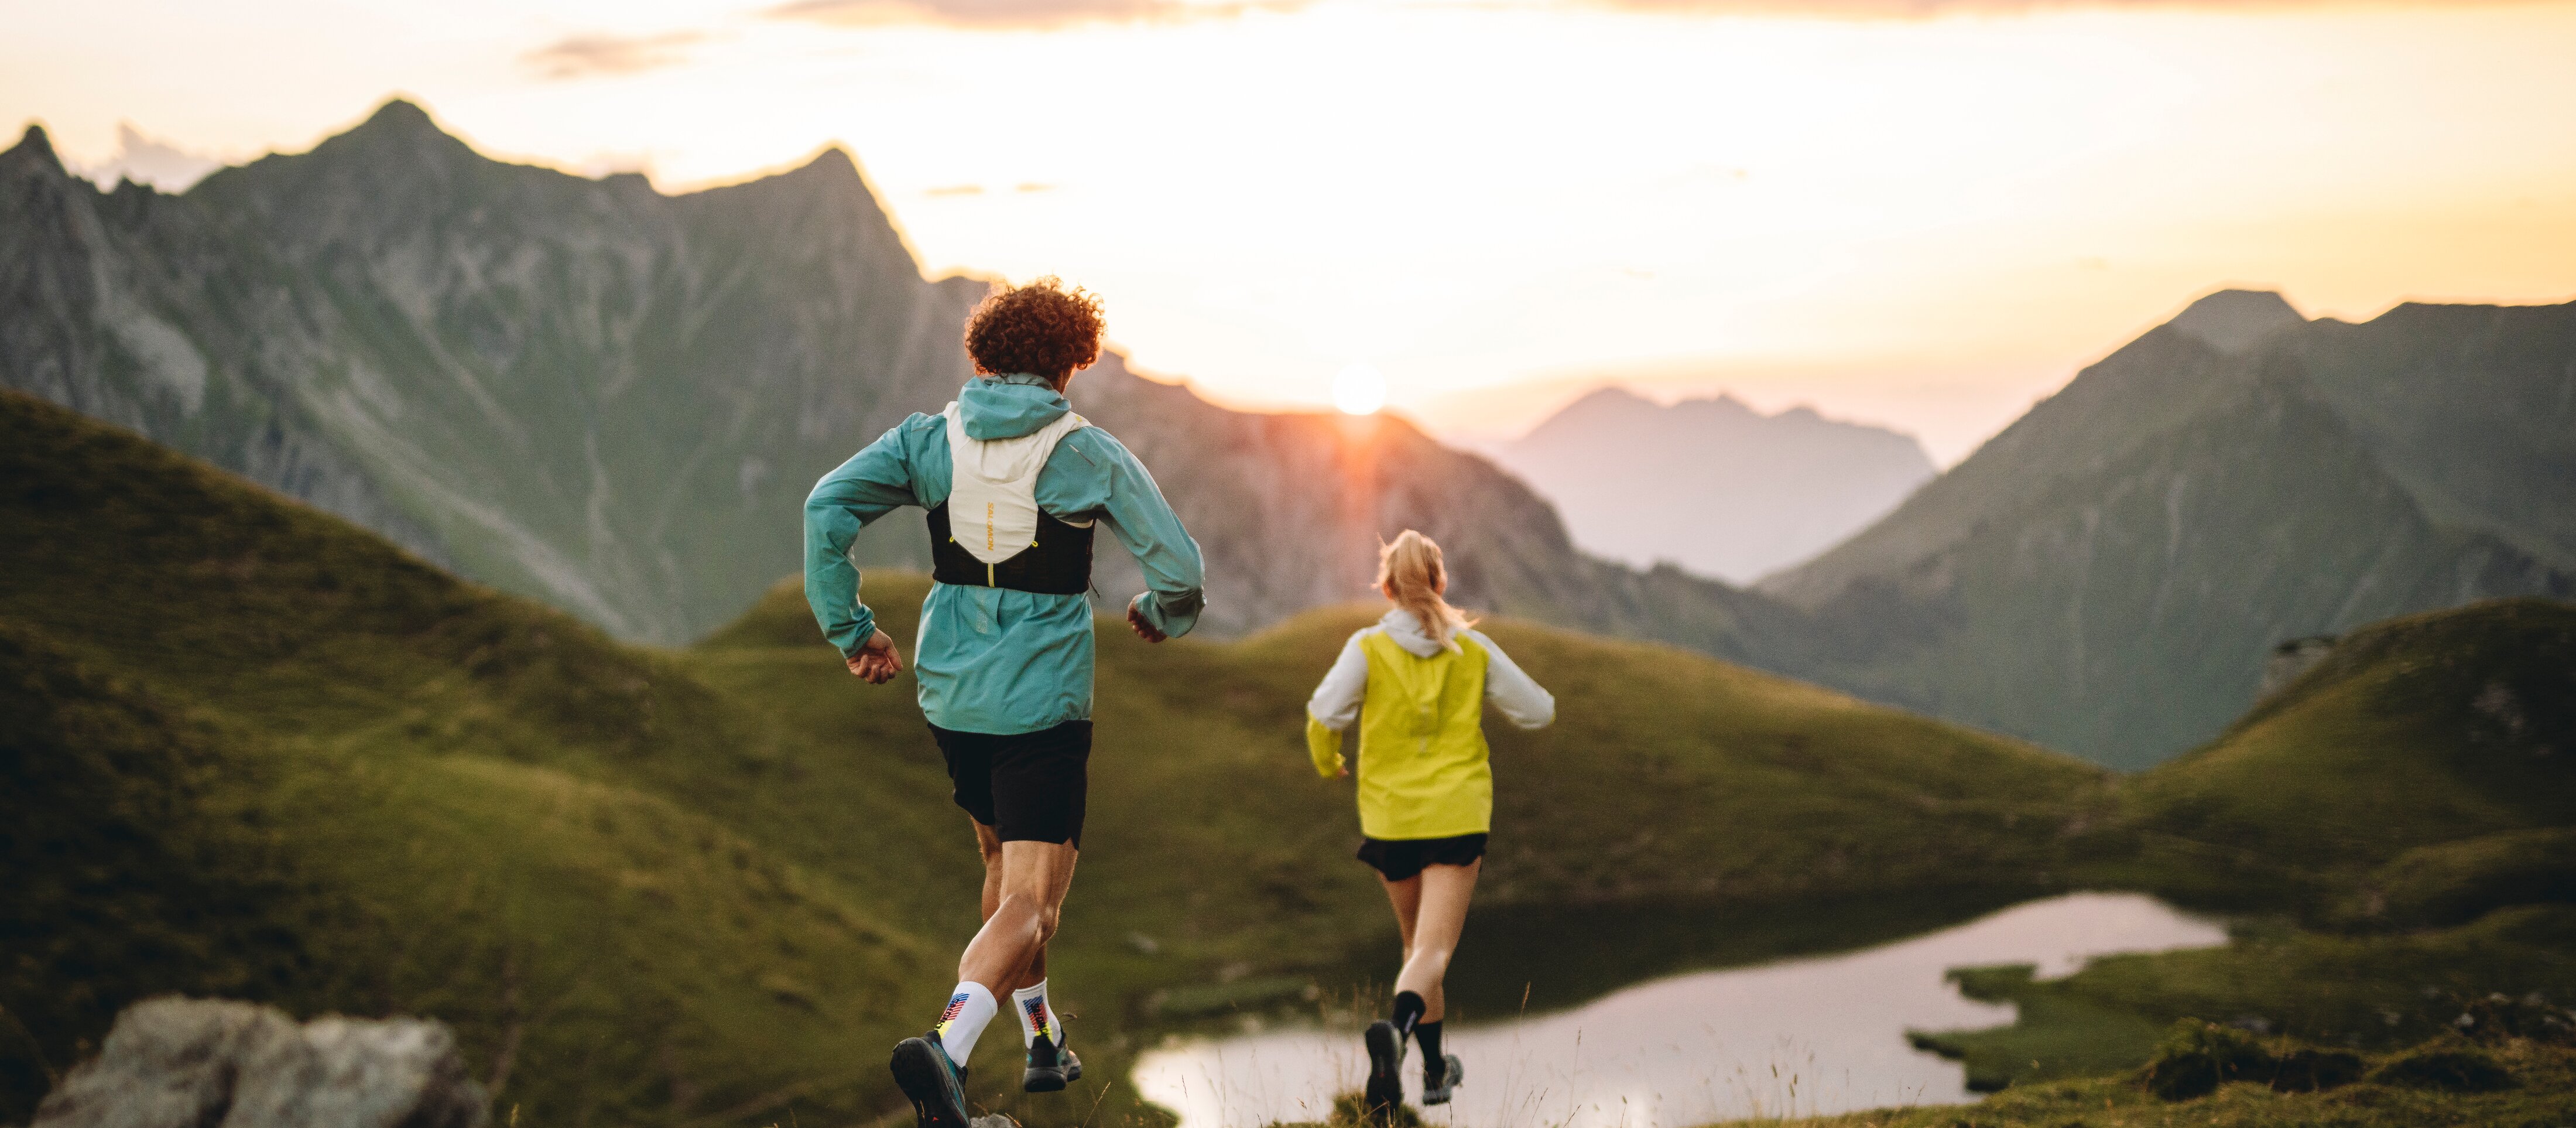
[1332,363,1386,415]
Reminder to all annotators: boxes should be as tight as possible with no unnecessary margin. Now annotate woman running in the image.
[1304,530,1556,1116]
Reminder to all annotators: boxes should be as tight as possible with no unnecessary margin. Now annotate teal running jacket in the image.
[803,373,1206,734]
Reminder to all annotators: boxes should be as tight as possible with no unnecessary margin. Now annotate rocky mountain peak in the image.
[301,97,480,176]
[5,124,63,173]
[2169,288,2306,354]
[351,97,443,140]
[793,146,862,182]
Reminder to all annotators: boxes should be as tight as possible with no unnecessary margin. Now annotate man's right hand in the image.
[845,629,905,684]
[1126,603,1168,644]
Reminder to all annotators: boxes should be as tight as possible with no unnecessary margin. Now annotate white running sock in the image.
[934,982,998,1067]
[1012,980,1062,1047]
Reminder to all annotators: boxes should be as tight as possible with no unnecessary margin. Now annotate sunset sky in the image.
[8,0,2575,460]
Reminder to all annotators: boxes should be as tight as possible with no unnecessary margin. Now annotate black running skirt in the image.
[1356,833,1487,882]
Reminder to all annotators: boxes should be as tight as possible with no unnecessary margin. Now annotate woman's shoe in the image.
[1421,1054,1464,1106]
[1362,1020,1407,1115]
[890,1033,974,1128]
[1023,1027,1083,1092]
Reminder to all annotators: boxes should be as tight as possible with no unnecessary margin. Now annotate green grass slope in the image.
[1872,597,2576,1100]
[2125,597,2576,914]
[1,388,947,1126]
[1,387,2111,1126]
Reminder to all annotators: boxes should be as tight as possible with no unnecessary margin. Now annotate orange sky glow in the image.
[7,0,2574,460]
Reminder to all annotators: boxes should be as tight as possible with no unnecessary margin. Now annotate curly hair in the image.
[962,276,1105,385]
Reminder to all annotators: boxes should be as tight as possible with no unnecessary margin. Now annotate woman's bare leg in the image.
[1381,872,1423,966]
[1392,861,1479,1022]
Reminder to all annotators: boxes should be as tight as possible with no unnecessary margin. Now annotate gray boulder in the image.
[33,997,487,1128]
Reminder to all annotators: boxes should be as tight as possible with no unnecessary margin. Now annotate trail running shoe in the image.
[1421,1054,1464,1106]
[1023,1027,1083,1092]
[1362,1020,1407,1116]
[890,1033,974,1128]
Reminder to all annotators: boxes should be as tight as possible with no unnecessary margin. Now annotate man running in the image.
[803,278,1205,1128]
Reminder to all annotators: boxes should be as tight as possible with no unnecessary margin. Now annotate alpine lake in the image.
[1132,893,2226,1128]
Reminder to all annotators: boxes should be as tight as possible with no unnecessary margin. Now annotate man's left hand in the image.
[845,628,905,683]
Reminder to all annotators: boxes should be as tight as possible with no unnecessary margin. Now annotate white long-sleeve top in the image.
[1307,609,1557,732]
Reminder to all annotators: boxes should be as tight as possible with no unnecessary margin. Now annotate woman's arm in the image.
[1469,631,1556,729]
[1303,630,1372,777]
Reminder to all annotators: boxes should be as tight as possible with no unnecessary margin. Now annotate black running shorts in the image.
[1356,833,1488,882]
[929,720,1091,846]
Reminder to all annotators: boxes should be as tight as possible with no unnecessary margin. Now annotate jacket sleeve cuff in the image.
[828,606,878,658]
[1305,716,1345,778]
[1130,590,1203,638]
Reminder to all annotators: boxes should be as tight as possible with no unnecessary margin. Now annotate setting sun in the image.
[1332,363,1385,416]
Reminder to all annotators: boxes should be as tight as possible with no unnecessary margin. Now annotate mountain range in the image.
[1489,387,1936,583]
[1759,288,2576,767]
[6,98,2572,768]
[0,99,1783,654]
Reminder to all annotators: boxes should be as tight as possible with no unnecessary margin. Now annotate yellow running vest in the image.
[1306,630,1494,840]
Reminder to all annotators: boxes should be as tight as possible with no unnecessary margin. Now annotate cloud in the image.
[74,122,222,192]
[521,31,708,80]
[765,0,1262,29]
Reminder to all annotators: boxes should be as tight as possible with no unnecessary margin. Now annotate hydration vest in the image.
[927,401,1095,595]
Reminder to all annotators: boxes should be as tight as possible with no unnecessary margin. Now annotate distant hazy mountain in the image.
[1491,388,1936,583]
[0,99,1793,653]
[1759,289,2575,768]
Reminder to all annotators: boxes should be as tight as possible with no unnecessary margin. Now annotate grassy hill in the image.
[0,388,2105,1127]
[1879,597,2576,1100]
[2125,597,2576,910]
[0,387,950,1126]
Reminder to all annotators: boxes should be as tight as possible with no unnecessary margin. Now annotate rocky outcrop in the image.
[2260,635,2337,699]
[32,998,487,1128]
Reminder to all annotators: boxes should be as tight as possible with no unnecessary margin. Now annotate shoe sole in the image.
[890,1038,972,1128]
[1363,1021,1404,1116]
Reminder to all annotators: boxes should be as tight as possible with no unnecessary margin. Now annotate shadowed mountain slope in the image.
[1760,290,2574,768]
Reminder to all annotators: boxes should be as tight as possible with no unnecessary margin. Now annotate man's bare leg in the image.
[974,822,1049,990]
[960,838,1078,993]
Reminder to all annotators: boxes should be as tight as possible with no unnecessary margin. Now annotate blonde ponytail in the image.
[1376,530,1476,651]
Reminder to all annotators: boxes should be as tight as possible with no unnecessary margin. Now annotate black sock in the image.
[1414,1020,1443,1074]
[1390,991,1426,1038]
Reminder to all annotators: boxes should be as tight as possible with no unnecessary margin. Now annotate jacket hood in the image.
[958,374,1071,440]
[1378,608,1457,658]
